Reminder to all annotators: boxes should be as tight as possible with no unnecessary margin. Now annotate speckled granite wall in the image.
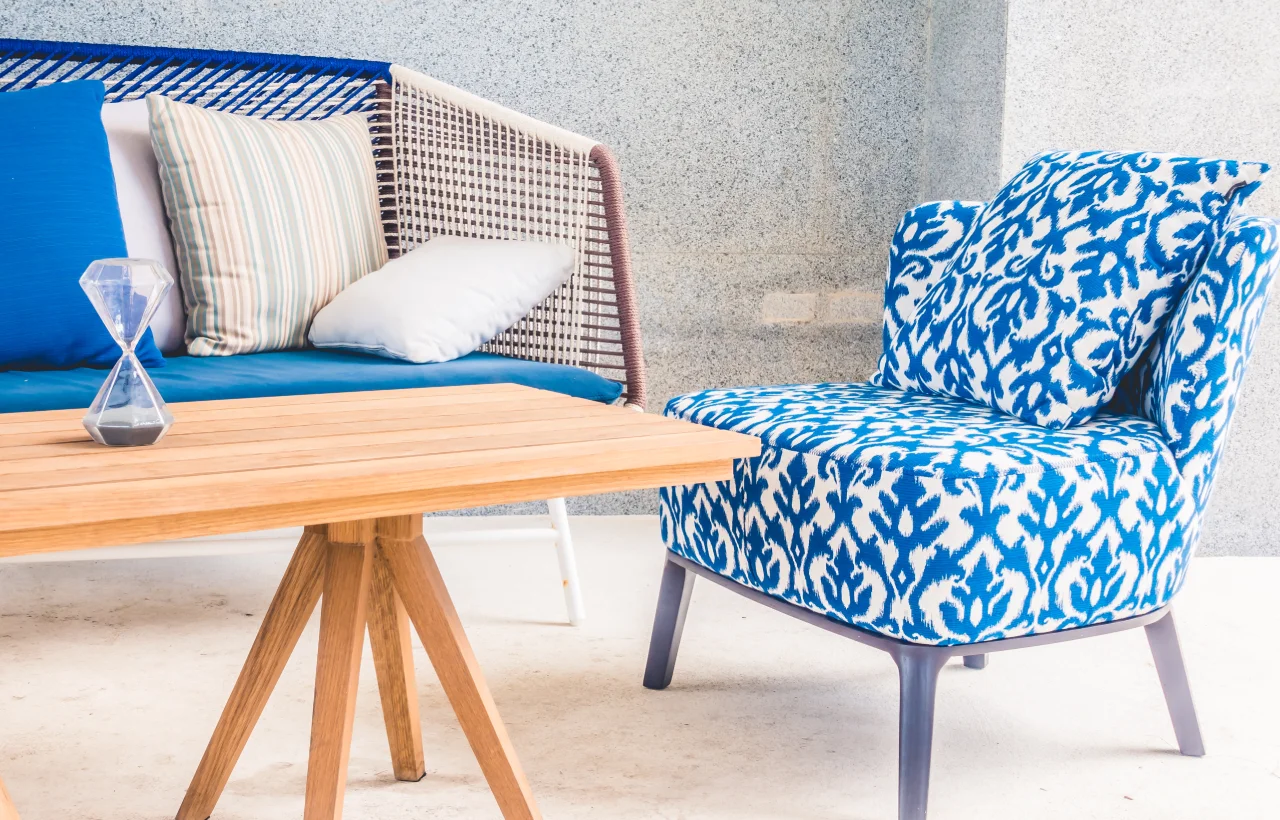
[1002,0,1280,555]
[921,0,1007,202]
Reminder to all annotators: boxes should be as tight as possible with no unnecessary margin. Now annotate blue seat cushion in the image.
[660,382,1194,646]
[0,79,164,371]
[0,349,622,413]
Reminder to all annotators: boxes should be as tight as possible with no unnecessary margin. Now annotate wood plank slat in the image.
[0,402,630,456]
[0,429,758,531]
[0,386,576,438]
[0,410,669,473]
[0,459,733,558]
[0,416,686,491]
[0,406,591,458]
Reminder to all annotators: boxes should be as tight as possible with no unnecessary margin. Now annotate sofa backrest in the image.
[0,39,646,407]
[881,201,1280,515]
[0,38,398,260]
[0,39,389,118]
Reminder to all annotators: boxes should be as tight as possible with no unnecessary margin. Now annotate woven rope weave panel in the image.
[391,68,629,387]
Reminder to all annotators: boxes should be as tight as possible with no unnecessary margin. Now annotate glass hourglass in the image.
[79,258,175,446]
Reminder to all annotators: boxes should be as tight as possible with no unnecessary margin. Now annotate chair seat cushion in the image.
[659,383,1195,646]
[0,349,622,413]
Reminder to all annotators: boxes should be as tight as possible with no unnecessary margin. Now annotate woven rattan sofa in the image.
[0,38,647,625]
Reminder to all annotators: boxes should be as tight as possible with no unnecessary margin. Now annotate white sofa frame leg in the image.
[547,497,586,625]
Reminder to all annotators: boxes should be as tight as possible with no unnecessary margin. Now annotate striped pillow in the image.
[148,95,386,356]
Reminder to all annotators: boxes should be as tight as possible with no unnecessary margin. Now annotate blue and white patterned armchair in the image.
[643,201,1280,820]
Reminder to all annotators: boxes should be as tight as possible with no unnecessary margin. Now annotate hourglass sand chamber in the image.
[80,258,175,446]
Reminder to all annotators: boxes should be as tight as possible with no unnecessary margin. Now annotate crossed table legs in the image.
[176,514,540,820]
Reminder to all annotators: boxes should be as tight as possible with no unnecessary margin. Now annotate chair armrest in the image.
[387,66,647,408]
[880,201,984,357]
[1122,215,1280,511]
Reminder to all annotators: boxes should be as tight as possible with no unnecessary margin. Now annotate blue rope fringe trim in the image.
[0,38,392,118]
[0,38,390,81]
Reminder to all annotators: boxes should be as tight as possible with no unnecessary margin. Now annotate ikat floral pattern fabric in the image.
[660,384,1193,645]
[876,151,1268,429]
[876,199,983,358]
[660,213,1279,647]
[1109,216,1280,511]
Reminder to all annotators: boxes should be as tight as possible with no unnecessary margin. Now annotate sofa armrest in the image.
[386,66,646,408]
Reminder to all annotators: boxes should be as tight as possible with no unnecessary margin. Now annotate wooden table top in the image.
[0,384,759,558]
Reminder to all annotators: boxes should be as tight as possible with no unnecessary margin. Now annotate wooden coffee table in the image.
[0,384,759,820]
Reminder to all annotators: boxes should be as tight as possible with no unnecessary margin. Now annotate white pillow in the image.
[101,99,186,353]
[309,236,575,363]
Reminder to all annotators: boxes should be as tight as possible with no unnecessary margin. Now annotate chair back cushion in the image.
[0,80,164,371]
[148,94,387,356]
[1109,216,1280,512]
[876,151,1268,429]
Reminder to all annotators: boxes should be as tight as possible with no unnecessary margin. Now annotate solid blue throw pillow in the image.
[0,80,164,371]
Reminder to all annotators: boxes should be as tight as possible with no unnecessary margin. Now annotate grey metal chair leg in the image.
[962,654,987,670]
[895,646,949,820]
[643,557,696,690]
[1145,611,1205,756]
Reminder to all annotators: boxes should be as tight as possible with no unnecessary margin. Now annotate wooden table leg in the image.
[303,522,375,820]
[177,528,327,820]
[367,533,426,782]
[178,514,538,820]
[0,774,20,820]
[379,515,542,820]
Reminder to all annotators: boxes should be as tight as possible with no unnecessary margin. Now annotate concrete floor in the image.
[1,516,1277,819]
